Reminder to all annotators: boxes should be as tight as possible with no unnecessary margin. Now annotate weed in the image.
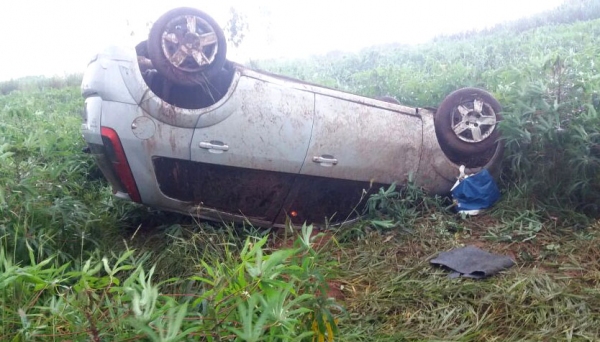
[364,178,445,232]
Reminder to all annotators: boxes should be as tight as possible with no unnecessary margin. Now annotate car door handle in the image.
[313,155,338,166]
[199,141,229,153]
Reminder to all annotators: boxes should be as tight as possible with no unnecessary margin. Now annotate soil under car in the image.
[80,7,504,228]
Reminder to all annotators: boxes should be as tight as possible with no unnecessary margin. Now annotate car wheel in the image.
[435,87,502,156]
[147,7,227,86]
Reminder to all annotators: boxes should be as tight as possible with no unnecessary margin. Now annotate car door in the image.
[276,94,423,225]
[182,74,314,224]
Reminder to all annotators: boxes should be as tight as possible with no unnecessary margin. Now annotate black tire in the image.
[435,87,502,156]
[147,7,227,86]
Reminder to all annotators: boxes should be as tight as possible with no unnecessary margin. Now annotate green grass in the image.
[326,218,600,341]
[2,1,600,340]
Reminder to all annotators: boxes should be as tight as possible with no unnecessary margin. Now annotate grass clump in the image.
[1,223,342,341]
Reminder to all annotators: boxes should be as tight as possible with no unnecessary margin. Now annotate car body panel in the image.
[301,94,422,183]
[270,95,425,225]
[120,63,243,129]
[184,75,316,223]
[100,101,195,208]
[154,158,297,224]
[274,175,386,226]
[190,75,314,173]
[82,47,138,105]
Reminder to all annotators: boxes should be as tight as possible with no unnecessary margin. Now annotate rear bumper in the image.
[81,87,141,202]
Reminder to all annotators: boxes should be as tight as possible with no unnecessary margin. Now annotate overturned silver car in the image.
[81,7,503,228]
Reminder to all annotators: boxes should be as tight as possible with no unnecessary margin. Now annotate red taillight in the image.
[100,127,142,203]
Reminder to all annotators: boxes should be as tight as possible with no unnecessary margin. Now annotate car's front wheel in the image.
[435,87,502,157]
[147,7,227,86]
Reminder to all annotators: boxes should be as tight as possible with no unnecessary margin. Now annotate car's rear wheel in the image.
[147,7,227,86]
[435,87,502,157]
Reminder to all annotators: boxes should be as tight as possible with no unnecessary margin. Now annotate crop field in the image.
[1,1,600,340]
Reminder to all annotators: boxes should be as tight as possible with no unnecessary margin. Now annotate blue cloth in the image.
[451,169,500,211]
